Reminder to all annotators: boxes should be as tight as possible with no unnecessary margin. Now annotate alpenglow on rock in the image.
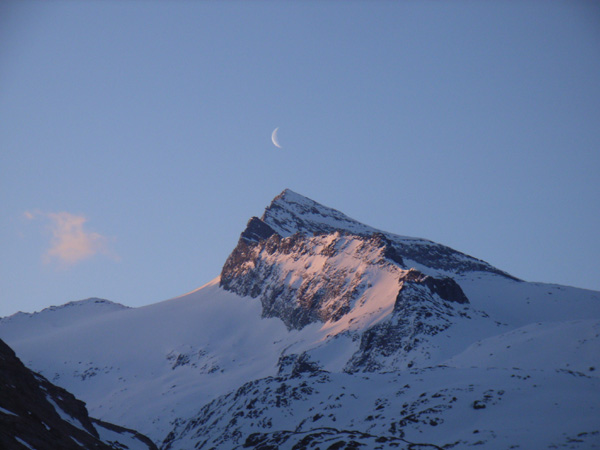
[248,189,517,276]
[221,189,501,331]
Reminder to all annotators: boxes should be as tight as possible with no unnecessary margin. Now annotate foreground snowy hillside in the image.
[1,189,599,449]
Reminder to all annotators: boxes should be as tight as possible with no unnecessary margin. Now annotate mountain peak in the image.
[230,190,518,290]
[261,189,374,238]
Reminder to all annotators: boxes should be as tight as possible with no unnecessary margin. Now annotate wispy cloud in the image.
[24,211,118,266]
[23,210,37,220]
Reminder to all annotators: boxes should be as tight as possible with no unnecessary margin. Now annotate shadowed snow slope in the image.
[1,190,599,449]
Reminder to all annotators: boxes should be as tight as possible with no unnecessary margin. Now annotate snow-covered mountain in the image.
[1,189,599,449]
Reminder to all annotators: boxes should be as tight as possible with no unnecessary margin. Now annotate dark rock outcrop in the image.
[240,217,277,243]
[277,353,324,378]
[0,339,157,450]
[403,269,469,305]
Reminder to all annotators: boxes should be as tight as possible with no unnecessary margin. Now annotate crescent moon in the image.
[271,127,282,149]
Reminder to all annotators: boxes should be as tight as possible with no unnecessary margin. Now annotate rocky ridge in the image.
[259,189,518,278]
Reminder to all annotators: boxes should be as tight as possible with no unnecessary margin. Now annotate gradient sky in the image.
[1,1,599,317]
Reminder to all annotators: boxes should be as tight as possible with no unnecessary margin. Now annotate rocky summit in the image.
[221,191,482,328]
[1,189,599,449]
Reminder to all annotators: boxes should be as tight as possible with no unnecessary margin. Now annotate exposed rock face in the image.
[222,230,471,330]
[0,338,157,450]
[222,231,404,329]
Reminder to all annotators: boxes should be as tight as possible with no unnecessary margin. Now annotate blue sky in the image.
[1,1,599,317]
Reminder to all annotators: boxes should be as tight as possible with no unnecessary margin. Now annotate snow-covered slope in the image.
[0,280,306,440]
[0,298,128,335]
[1,189,599,449]
[163,367,600,450]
